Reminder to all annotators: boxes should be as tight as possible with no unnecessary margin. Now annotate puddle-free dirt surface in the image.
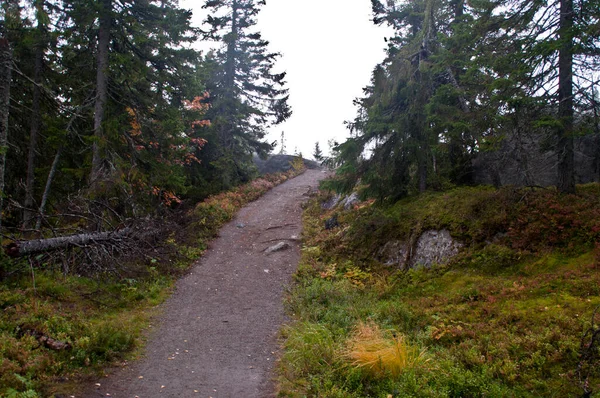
[82,169,325,398]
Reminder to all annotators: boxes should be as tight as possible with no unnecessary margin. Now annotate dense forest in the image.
[0,0,290,238]
[327,0,600,200]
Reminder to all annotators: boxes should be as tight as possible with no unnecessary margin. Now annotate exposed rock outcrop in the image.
[342,192,360,210]
[410,229,463,268]
[378,229,463,269]
[322,194,342,210]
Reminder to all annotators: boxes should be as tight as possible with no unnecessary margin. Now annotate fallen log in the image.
[5,228,132,257]
[17,325,72,351]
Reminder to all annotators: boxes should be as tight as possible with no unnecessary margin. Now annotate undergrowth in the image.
[0,163,305,397]
[278,184,600,397]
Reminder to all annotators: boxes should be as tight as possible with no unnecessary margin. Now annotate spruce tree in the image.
[313,142,323,162]
[201,0,291,187]
[58,0,203,206]
[496,0,600,193]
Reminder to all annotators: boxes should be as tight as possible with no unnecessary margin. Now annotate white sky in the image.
[180,0,392,159]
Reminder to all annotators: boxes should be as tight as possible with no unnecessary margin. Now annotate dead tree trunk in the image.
[5,228,132,257]
[35,146,62,230]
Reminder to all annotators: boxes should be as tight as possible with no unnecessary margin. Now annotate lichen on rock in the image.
[410,229,463,268]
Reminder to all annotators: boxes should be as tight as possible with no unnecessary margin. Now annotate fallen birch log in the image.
[5,228,132,257]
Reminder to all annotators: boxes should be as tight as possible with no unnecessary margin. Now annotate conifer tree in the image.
[313,142,323,162]
[201,0,291,187]
[58,0,203,205]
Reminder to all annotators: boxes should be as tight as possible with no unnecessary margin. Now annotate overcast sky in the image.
[180,0,392,159]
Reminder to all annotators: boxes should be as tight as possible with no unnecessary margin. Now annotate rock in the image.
[410,229,462,268]
[378,240,410,268]
[322,194,342,210]
[265,242,290,253]
[324,215,339,230]
[343,192,360,210]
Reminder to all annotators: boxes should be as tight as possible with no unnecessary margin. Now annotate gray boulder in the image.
[410,230,463,268]
[322,194,342,210]
[342,192,360,210]
[378,230,463,269]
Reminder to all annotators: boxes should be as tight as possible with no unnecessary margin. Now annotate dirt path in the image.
[83,169,325,398]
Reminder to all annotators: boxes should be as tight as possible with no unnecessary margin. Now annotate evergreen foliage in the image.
[312,141,323,162]
[197,0,291,191]
[329,0,600,200]
[1,0,276,231]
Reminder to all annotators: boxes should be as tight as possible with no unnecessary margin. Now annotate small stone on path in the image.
[264,242,290,253]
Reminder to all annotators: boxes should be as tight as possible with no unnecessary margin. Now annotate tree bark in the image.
[35,146,62,230]
[5,228,132,257]
[557,0,575,193]
[23,3,46,228]
[91,0,111,188]
[415,0,437,193]
[220,0,239,151]
[0,38,13,233]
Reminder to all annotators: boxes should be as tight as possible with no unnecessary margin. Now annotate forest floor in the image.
[80,169,326,398]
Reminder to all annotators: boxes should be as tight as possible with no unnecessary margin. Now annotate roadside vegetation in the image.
[0,163,304,398]
[278,184,600,397]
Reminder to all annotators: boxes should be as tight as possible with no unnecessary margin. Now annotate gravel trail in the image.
[83,169,326,398]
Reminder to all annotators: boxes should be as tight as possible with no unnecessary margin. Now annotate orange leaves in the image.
[190,137,207,148]
[192,119,211,128]
[126,107,142,136]
[184,93,211,129]
[183,92,210,112]
[152,186,182,207]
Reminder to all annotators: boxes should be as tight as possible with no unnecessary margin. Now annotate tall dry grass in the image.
[344,321,428,378]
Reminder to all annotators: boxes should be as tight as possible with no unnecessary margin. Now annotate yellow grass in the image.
[344,321,428,378]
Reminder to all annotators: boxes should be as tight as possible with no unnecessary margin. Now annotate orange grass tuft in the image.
[344,321,428,378]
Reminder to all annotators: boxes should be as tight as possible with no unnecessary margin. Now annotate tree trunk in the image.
[23,6,46,229]
[0,38,13,233]
[91,0,111,188]
[224,0,238,94]
[35,146,62,230]
[415,0,436,193]
[418,150,428,192]
[220,0,239,151]
[5,228,132,257]
[557,0,575,193]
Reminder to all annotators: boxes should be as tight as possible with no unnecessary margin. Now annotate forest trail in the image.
[82,169,326,398]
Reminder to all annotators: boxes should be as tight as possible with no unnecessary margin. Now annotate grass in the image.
[0,163,306,397]
[277,184,600,397]
[344,321,429,379]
